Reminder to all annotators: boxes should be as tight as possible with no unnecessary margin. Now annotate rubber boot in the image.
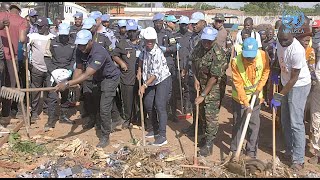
[44,117,56,132]
[198,139,214,157]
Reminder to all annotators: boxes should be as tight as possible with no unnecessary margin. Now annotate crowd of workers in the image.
[0,2,320,172]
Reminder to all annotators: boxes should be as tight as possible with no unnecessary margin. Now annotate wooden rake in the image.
[181,90,210,171]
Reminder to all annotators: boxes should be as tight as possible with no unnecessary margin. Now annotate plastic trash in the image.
[82,168,93,178]
[57,168,73,178]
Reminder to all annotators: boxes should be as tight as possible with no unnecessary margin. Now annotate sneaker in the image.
[145,131,155,138]
[290,163,304,171]
[152,135,168,146]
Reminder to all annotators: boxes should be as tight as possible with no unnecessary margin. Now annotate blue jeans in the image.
[144,76,171,137]
[281,83,311,164]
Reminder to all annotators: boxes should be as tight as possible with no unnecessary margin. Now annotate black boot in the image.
[198,139,214,157]
[44,117,56,132]
[59,114,75,124]
[96,136,110,148]
[121,120,131,129]
[111,116,125,132]
[82,115,96,129]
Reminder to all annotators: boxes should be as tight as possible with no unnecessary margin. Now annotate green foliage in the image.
[178,4,193,9]
[163,2,179,8]
[8,132,46,155]
[243,2,318,16]
[193,2,216,10]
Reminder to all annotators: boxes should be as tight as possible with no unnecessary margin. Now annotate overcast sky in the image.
[150,2,319,9]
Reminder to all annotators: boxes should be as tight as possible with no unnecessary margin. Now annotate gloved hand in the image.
[176,43,181,51]
[159,46,166,53]
[270,98,281,110]
[271,73,279,85]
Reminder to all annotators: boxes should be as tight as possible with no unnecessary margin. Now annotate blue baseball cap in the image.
[29,9,38,17]
[153,13,165,21]
[82,18,96,29]
[75,30,93,45]
[164,15,178,22]
[89,11,102,20]
[126,19,138,31]
[47,18,53,25]
[73,12,83,19]
[118,20,127,27]
[101,14,110,22]
[189,12,205,24]
[178,16,189,24]
[201,27,218,41]
[242,37,258,58]
[59,23,70,35]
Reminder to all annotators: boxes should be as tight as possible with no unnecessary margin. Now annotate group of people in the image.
[0,2,320,172]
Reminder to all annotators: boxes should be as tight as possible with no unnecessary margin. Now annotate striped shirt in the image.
[139,45,171,86]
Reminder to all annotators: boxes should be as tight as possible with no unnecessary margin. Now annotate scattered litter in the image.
[112,144,120,148]
[164,154,185,162]
[305,171,320,178]
[57,168,73,178]
[155,172,176,178]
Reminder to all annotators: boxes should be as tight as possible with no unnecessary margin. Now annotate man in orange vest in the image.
[230,37,270,159]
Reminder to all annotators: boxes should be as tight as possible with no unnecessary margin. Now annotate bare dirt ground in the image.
[1,65,319,178]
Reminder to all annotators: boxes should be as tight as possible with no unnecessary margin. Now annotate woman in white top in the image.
[137,27,171,147]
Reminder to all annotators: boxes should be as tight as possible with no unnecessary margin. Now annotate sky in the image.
[148,2,319,9]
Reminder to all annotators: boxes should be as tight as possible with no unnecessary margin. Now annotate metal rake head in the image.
[0,86,25,102]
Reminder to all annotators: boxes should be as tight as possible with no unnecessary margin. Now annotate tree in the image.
[163,2,178,8]
[126,2,143,7]
[178,4,193,9]
[193,2,216,10]
[243,2,282,16]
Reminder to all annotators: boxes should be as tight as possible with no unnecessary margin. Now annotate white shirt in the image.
[139,45,171,86]
[277,38,311,87]
[235,30,262,48]
[27,33,56,72]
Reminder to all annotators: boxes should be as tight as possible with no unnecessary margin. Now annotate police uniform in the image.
[153,13,178,121]
[102,27,117,50]
[76,42,121,139]
[175,29,193,113]
[213,14,233,106]
[112,38,142,126]
[191,27,228,156]
[44,35,76,126]
[70,12,83,43]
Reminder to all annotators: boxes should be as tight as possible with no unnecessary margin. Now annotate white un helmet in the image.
[50,69,72,85]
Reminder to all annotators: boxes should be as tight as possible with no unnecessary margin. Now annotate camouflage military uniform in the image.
[191,41,227,149]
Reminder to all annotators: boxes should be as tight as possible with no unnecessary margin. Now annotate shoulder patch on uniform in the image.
[94,61,101,65]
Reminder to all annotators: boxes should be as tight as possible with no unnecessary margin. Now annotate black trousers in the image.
[29,65,48,115]
[100,77,120,137]
[82,77,121,124]
[120,82,138,122]
[168,65,178,118]
[1,59,18,116]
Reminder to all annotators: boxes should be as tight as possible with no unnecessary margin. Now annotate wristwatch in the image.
[64,81,70,89]
[143,83,148,88]
[201,92,206,98]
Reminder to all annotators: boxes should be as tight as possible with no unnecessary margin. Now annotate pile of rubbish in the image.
[0,136,317,178]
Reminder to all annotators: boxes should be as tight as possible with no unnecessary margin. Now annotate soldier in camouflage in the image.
[191,27,228,157]
[182,12,209,137]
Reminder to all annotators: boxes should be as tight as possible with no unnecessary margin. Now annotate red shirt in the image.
[0,12,28,60]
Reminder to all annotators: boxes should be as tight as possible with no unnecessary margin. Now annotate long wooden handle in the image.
[7,85,80,92]
[5,26,21,89]
[234,94,257,161]
[176,50,184,114]
[138,80,146,146]
[5,26,30,137]
[25,46,30,126]
[272,83,278,174]
[194,90,200,161]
